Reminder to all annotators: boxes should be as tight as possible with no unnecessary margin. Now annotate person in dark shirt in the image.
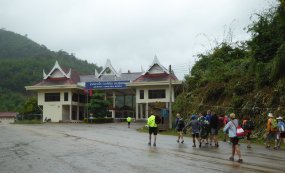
[210,113,219,147]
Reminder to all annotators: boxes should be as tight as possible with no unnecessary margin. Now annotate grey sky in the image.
[0,0,276,79]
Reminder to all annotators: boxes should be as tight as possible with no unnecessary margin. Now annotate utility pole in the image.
[169,65,172,129]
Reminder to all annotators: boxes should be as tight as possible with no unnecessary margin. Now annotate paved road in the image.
[0,122,284,173]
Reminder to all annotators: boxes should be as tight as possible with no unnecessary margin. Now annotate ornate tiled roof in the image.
[0,112,17,118]
[133,73,178,82]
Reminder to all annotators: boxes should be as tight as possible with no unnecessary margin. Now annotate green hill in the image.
[173,0,285,134]
[0,29,102,111]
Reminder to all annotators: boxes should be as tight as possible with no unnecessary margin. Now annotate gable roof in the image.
[35,61,81,86]
[43,61,71,79]
[143,55,168,75]
[133,56,179,83]
[97,59,120,78]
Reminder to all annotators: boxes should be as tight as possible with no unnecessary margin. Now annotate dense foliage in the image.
[173,1,285,132]
[0,29,102,112]
[88,91,111,117]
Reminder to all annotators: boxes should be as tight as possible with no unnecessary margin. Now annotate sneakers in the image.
[176,140,179,143]
[215,143,219,147]
[153,143,156,147]
[181,140,184,144]
[237,159,243,163]
[229,157,234,161]
[148,142,151,146]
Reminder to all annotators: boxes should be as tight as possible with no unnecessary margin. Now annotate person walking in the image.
[205,110,212,144]
[223,113,243,163]
[127,116,132,128]
[265,113,278,149]
[175,113,185,143]
[210,113,219,147]
[242,116,254,148]
[184,114,200,147]
[223,115,229,142]
[276,116,285,149]
[147,113,158,147]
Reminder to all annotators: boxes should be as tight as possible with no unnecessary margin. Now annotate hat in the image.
[268,113,274,118]
[277,116,283,120]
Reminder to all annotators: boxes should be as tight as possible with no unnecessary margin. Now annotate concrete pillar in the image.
[69,105,72,120]
[77,105,79,120]
[146,102,149,118]
[136,103,139,120]
[112,90,116,118]
[140,104,143,119]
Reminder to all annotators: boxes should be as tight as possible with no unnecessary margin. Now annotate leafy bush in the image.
[233,80,255,95]
[231,96,244,109]
[206,85,225,102]
[255,62,271,88]
[271,44,285,80]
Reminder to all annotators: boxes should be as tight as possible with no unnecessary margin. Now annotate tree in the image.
[20,97,41,115]
[88,91,111,117]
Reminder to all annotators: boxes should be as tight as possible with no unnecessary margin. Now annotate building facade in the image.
[25,57,182,122]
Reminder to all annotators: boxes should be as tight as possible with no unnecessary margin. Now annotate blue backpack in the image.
[278,120,285,132]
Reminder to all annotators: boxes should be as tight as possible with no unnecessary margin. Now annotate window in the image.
[148,90,165,99]
[140,90,144,99]
[45,93,60,102]
[64,92,68,101]
[72,93,78,102]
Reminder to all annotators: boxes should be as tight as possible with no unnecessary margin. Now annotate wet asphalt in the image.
[0,122,284,173]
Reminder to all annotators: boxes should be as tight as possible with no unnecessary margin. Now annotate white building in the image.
[0,112,17,123]
[25,57,182,123]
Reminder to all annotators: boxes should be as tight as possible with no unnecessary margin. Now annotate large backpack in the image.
[278,120,285,132]
[244,120,254,130]
[271,118,278,130]
[155,116,161,124]
[177,118,185,129]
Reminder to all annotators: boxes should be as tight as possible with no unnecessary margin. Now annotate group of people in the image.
[265,113,285,149]
[128,110,285,163]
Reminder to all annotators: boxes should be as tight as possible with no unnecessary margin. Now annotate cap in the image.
[268,113,273,118]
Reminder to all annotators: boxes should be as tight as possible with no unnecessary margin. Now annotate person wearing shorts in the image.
[210,114,219,147]
[223,113,243,163]
[277,116,285,149]
[184,114,200,147]
[147,113,158,147]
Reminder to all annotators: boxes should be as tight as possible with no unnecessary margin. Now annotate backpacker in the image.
[155,116,161,124]
[244,120,254,130]
[177,118,185,129]
[271,118,278,130]
[236,125,245,138]
[278,120,285,132]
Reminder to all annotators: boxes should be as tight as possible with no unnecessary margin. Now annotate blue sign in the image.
[85,81,130,89]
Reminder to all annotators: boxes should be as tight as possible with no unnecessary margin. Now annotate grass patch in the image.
[13,119,43,124]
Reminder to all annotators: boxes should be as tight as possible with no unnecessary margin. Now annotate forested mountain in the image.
[173,0,285,132]
[0,29,102,111]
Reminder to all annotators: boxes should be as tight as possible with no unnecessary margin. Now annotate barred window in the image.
[140,90,144,99]
[148,90,165,99]
[45,93,60,102]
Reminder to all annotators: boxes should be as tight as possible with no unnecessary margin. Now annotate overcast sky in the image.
[0,0,276,79]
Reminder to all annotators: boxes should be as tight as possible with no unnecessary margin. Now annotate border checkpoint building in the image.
[25,56,182,126]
